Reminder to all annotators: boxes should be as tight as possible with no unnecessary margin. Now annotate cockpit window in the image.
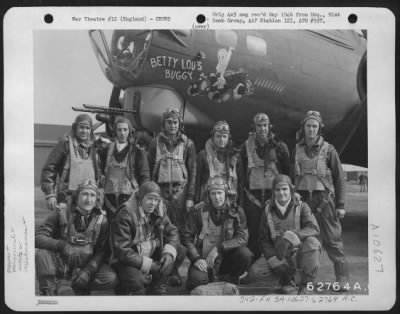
[215,30,238,48]
[246,35,267,56]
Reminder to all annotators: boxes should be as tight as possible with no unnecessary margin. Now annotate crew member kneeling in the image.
[35,180,118,295]
[110,182,186,295]
[182,176,252,291]
[259,174,321,294]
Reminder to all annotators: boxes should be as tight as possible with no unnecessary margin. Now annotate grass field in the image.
[34,182,368,296]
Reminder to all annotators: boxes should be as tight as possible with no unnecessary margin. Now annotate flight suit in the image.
[196,138,242,204]
[259,199,321,291]
[148,132,196,231]
[100,141,150,219]
[110,197,186,295]
[182,201,252,290]
[240,133,291,260]
[41,135,101,204]
[35,206,117,295]
[293,136,349,283]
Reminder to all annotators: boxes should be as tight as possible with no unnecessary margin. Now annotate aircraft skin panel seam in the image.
[305,30,356,50]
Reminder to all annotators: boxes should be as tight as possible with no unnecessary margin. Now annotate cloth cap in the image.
[207,176,228,192]
[302,110,324,125]
[74,114,93,127]
[253,113,270,125]
[138,181,162,201]
[211,120,230,135]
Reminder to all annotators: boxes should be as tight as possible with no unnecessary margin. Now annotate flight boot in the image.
[334,261,350,292]
[279,275,297,295]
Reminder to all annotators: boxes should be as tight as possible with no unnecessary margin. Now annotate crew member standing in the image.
[101,116,150,220]
[259,175,321,294]
[148,108,196,286]
[196,120,242,204]
[41,114,102,211]
[293,110,349,289]
[240,113,291,264]
[148,108,197,230]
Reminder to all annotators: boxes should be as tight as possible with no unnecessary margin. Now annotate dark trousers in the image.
[35,249,118,295]
[268,237,321,286]
[299,191,349,280]
[160,185,187,232]
[114,244,186,295]
[243,189,272,261]
[186,246,253,290]
[299,191,346,265]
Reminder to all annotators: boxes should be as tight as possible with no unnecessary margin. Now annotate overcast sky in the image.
[34,30,113,125]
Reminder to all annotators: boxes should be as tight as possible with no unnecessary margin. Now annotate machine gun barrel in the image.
[72,104,137,115]
[83,104,137,114]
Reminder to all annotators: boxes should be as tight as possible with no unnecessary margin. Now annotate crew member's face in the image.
[116,122,129,143]
[255,121,269,141]
[76,124,91,142]
[209,189,226,208]
[213,132,229,149]
[274,184,291,206]
[304,119,320,140]
[164,118,179,136]
[77,188,97,212]
[141,193,161,215]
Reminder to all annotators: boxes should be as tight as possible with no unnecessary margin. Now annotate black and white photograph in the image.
[4,7,396,311]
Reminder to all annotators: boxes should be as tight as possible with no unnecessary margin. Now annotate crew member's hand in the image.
[159,254,174,275]
[194,259,208,272]
[206,246,219,268]
[57,241,82,269]
[46,196,57,210]
[275,238,292,260]
[149,261,161,275]
[267,256,289,276]
[337,209,346,219]
[71,268,91,291]
[185,200,194,212]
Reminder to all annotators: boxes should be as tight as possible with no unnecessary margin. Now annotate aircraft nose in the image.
[89,30,153,88]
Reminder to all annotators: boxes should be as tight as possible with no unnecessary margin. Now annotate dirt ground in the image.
[34,182,368,296]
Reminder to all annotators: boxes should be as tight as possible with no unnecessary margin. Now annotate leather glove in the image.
[159,254,174,276]
[149,261,161,275]
[337,209,346,219]
[57,241,82,269]
[267,256,289,276]
[194,259,208,272]
[46,196,57,210]
[206,246,219,268]
[275,238,292,260]
[71,268,91,291]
